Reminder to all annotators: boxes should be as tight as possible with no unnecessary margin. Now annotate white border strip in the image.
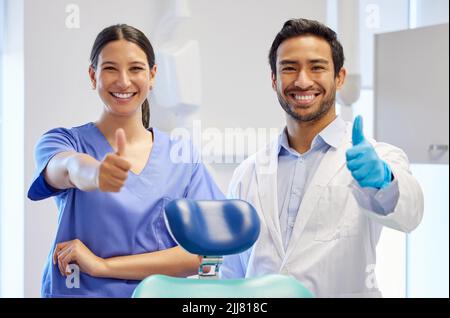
[0,0,24,298]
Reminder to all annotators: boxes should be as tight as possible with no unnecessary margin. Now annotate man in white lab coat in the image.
[220,18,424,297]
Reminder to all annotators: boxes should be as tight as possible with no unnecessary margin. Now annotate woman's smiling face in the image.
[90,39,156,118]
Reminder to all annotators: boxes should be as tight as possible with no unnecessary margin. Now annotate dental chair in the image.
[132,199,313,298]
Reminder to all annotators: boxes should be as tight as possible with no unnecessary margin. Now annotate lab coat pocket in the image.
[314,185,359,242]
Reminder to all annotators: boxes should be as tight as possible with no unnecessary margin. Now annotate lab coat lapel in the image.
[284,125,351,261]
[254,139,285,259]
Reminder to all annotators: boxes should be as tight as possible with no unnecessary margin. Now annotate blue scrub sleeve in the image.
[27,128,77,201]
[183,145,225,200]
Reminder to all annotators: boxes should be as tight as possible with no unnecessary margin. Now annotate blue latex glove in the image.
[346,116,392,189]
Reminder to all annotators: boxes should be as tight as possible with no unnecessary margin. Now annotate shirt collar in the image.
[278,115,346,156]
[317,115,346,148]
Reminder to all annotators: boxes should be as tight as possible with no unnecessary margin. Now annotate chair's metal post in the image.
[198,256,223,279]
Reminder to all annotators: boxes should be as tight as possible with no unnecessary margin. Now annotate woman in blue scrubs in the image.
[27,24,224,297]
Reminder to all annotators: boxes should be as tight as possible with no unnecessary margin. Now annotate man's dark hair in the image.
[269,18,345,77]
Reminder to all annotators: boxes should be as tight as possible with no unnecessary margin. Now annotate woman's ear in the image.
[89,66,97,89]
[149,64,157,90]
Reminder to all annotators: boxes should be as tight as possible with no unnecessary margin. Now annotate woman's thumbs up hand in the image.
[97,128,132,192]
[115,128,127,157]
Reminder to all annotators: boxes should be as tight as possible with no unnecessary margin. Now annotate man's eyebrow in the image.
[279,59,298,65]
[309,59,329,64]
[279,59,330,65]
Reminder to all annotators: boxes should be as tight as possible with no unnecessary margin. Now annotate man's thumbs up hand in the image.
[352,115,365,146]
[346,116,393,189]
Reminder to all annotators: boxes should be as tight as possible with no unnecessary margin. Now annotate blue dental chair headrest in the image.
[164,199,260,256]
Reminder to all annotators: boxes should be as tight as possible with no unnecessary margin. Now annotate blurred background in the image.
[0,0,448,297]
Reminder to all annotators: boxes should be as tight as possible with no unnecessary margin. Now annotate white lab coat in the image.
[220,122,424,298]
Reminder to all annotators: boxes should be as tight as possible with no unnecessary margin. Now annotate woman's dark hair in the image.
[90,24,155,128]
[269,18,345,77]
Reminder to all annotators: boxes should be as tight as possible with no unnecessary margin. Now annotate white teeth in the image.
[294,94,315,101]
[112,92,135,99]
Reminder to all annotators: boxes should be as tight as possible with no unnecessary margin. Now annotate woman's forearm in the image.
[98,246,201,280]
[45,152,100,191]
[66,153,100,191]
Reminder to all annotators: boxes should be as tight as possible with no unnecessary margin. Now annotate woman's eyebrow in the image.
[129,61,146,66]
[101,61,147,67]
[101,61,117,66]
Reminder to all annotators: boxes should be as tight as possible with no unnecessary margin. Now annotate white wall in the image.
[354,0,449,298]
[408,164,449,297]
[0,0,24,298]
[358,0,409,88]
[406,0,449,298]
[410,0,449,28]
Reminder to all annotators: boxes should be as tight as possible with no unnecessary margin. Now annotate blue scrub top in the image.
[28,122,225,298]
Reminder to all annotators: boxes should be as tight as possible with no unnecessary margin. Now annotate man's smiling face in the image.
[272,35,345,123]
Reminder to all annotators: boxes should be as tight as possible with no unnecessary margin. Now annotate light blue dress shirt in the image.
[277,116,399,250]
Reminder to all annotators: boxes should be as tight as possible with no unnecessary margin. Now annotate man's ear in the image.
[271,73,277,92]
[335,67,347,90]
[89,66,97,89]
